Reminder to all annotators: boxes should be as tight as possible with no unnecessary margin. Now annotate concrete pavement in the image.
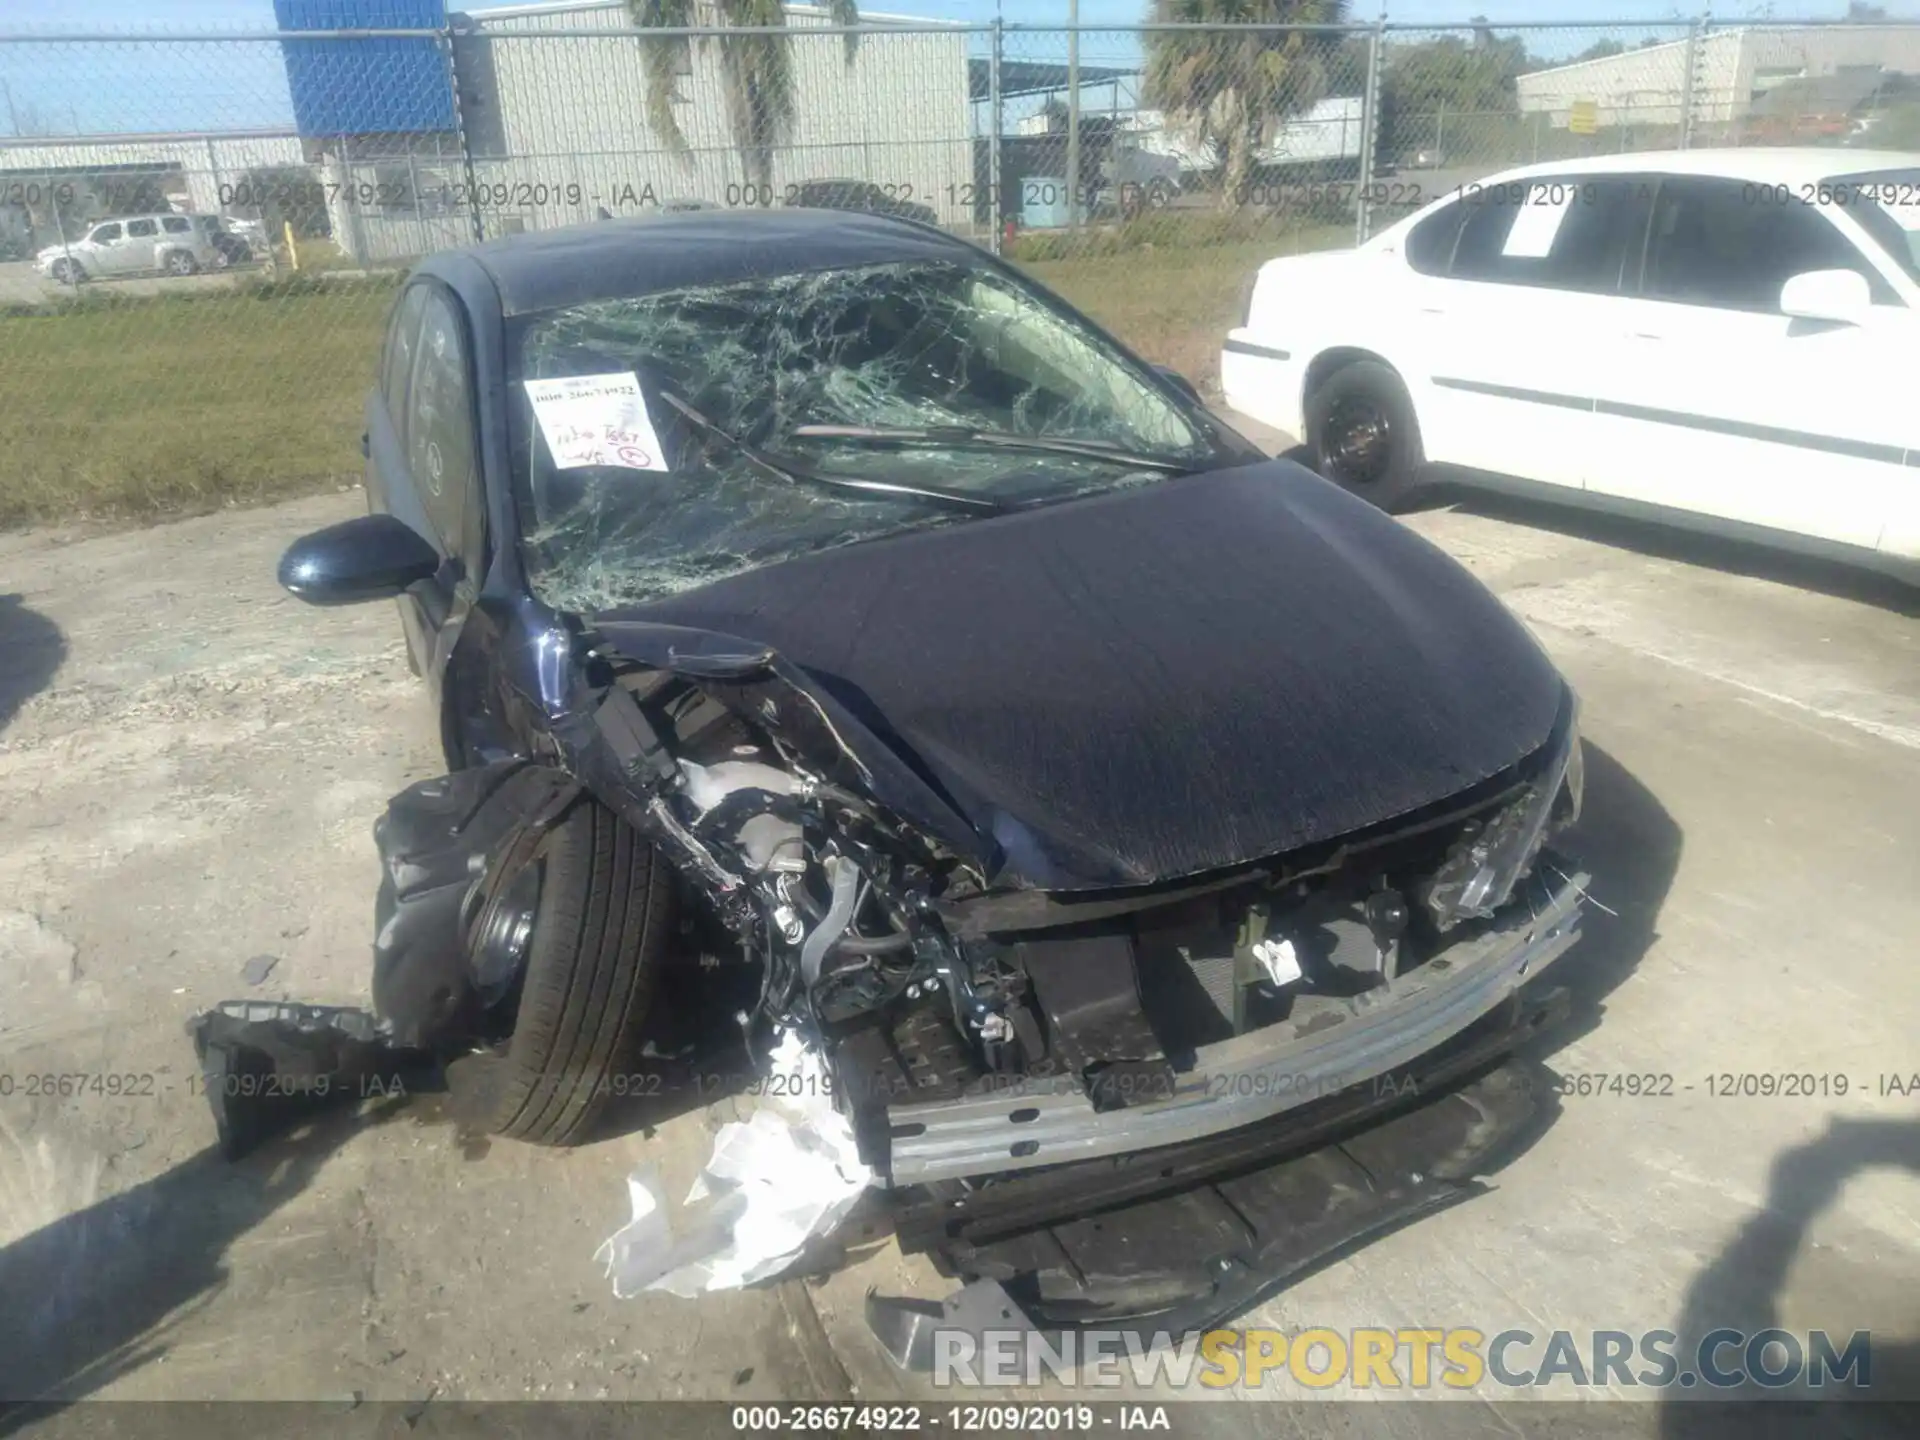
[1,440,1915,1421]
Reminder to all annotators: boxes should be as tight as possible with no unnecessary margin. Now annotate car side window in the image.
[1526,179,1650,293]
[1641,177,1894,311]
[1449,187,1529,278]
[1404,199,1467,275]
[89,222,121,243]
[406,289,482,565]
[125,218,157,237]
[381,285,428,435]
[1448,177,1646,293]
[161,216,190,233]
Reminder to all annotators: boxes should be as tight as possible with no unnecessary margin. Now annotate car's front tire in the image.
[1305,359,1426,513]
[49,258,82,285]
[456,793,676,1146]
[163,251,199,277]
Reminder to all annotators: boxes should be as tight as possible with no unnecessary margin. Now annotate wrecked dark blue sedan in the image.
[255,208,1589,1332]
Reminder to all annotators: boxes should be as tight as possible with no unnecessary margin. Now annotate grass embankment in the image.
[0,217,1351,529]
[1028,221,1351,393]
[0,278,396,528]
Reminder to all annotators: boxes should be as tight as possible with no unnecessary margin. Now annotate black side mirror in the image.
[1153,364,1202,405]
[278,513,441,606]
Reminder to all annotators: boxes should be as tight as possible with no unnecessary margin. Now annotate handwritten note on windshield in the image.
[524,372,671,473]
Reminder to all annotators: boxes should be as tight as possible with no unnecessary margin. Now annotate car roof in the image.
[1473,146,1920,187]
[452,206,977,318]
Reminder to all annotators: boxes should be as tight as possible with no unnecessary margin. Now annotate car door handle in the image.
[1626,331,1665,341]
[360,431,370,458]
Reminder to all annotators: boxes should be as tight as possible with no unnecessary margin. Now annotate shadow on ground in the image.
[0,1102,403,1427]
[1654,1117,1920,1439]
[1428,482,1920,617]
[0,594,64,735]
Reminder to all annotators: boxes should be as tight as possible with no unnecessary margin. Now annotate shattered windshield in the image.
[510,258,1220,612]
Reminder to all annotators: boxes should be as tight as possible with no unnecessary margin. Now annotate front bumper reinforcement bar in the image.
[881,870,1586,1184]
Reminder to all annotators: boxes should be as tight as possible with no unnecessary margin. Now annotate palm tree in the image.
[629,0,859,196]
[1143,0,1350,211]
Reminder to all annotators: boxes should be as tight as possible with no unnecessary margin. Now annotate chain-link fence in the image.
[4,11,1918,524]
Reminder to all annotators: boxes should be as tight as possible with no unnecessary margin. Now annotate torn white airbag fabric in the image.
[595,1031,871,1298]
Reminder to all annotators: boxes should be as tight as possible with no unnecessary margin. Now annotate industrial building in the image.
[2,0,976,265]
[1516,23,1920,133]
[303,0,976,260]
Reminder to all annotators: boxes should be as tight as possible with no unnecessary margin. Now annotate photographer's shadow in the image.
[0,594,65,737]
[1657,1116,1920,1439]
[0,1102,401,1427]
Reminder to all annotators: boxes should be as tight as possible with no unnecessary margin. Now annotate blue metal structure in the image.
[274,0,457,137]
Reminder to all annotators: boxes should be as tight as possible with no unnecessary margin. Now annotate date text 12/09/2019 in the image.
[1544,1072,1920,1099]
[420,179,1421,213]
[729,1406,1168,1431]
[211,178,1435,215]
[0,1071,412,1102]
[6,1069,1913,1106]
[218,179,949,213]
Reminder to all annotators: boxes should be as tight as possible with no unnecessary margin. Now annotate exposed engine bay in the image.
[515,643,1589,1185]
[187,616,1586,1207]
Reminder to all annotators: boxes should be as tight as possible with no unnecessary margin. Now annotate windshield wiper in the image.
[656,392,1011,515]
[784,423,1197,473]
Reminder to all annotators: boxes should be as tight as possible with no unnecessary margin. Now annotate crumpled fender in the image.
[582,621,994,876]
[371,760,580,1048]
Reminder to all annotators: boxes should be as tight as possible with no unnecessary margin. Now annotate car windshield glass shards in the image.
[510,258,1217,612]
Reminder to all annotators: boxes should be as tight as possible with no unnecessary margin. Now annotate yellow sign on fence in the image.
[1569,100,1600,135]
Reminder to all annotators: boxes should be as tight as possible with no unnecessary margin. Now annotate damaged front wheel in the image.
[454,793,677,1146]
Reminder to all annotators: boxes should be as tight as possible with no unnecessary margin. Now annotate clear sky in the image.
[4,0,1915,32]
[1,0,1915,136]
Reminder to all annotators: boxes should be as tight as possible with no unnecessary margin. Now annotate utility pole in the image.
[989,16,1004,252]
[1067,0,1080,228]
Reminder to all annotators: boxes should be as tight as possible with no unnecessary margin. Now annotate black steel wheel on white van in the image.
[1305,359,1426,513]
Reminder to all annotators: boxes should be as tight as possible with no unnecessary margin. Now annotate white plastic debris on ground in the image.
[596,1029,874,1298]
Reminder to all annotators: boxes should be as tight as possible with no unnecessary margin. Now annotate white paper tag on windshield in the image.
[524,372,670,472]
[1501,184,1577,259]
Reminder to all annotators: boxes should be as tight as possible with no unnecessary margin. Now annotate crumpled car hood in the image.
[596,460,1566,892]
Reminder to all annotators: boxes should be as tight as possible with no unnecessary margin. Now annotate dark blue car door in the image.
[365,279,487,719]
